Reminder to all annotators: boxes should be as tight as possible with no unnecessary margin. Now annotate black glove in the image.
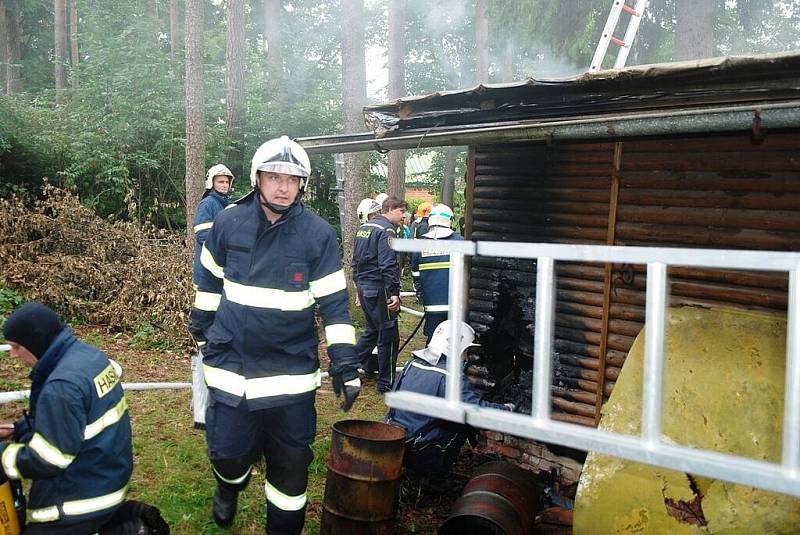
[330,366,361,412]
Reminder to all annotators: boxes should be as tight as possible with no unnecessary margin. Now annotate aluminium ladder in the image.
[590,0,648,71]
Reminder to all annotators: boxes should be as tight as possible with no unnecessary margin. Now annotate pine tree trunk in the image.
[5,0,20,94]
[674,0,715,61]
[54,0,68,91]
[475,0,489,83]
[185,0,206,246]
[387,0,406,199]
[69,1,78,88]
[440,147,458,207]
[169,0,181,59]
[0,3,7,95]
[340,0,370,267]
[225,0,246,180]
[264,0,281,91]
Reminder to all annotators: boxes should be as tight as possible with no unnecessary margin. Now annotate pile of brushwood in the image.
[0,185,193,348]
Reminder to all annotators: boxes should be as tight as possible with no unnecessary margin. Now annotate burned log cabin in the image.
[360,52,800,484]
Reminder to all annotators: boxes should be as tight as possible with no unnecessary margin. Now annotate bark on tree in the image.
[69,1,78,88]
[264,0,282,90]
[169,0,181,59]
[475,0,489,83]
[440,147,458,207]
[387,0,406,199]
[340,0,370,267]
[0,3,7,94]
[54,0,68,91]
[6,0,20,94]
[185,0,206,245]
[674,0,715,61]
[225,0,246,180]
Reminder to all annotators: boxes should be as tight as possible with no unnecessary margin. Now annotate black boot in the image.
[212,485,238,527]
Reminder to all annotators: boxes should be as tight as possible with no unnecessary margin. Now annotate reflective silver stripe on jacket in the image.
[193,221,213,233]
[27,485,128,523]
[193,290,222,311]
[84,397,128,440]
[223,279,315,311]
[423,304,449,312]
[203,364,322,399]
[200,244,224,279]
[29,433,75,469]
[411,361,448,375]
[309,269,347,299]
[1,443,23,479]
[324,324,356,346]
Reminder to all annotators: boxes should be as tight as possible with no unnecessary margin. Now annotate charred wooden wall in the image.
[467,130,800,427]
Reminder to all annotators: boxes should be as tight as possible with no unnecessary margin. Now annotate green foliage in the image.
[129,322,180,351]
[0,285,24,317]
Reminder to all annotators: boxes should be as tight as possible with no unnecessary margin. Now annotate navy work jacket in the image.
[0,328,132,527]
[386,355,507,447]
[192,190,230,286]
[189,192,358,410]
[411,233,463,313]
[351,214,400,295]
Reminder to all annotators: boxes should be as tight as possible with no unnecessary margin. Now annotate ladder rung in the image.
[610,36,627,47]
[622,4,640,17]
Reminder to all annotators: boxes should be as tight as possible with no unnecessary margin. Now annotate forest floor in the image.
[0,297,479,534]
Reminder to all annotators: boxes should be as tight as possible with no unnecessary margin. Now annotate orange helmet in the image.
[416,202,433,218]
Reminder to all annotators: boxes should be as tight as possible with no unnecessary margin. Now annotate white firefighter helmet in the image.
[412,320,480,365]
[205,164,234,190]
[357,198,381,223]
[428,203,454,228]
[249,136,311,188]
[374,192,389,208]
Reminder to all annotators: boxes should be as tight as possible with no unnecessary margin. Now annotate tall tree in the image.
[0,2,7,94]
[54,0,68,91]
[340,0,370,265]
[225,0,246,179]
[69,0,78,88]
[185,0,205,242]
[169,0,181,60]
[387,0,406,199]
[264,0,282,91]
[5,0,20,94]
[674,0,715,60]
[475,0,489,83]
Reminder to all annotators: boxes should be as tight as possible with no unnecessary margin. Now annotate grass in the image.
[0,300,440,534]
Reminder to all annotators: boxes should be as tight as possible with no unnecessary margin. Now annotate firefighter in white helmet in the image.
[192,164,234,287]
[411,203,464,342]
[385,320,512,476]
[357,197,381,224]
[189,136,361,533]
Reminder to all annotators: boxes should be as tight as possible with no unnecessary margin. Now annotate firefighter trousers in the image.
[205,396,316,535]
[355,285,399,393]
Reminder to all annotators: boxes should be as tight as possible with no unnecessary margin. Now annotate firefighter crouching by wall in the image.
[191,164,235,429]
[386,320,512,477]
[351,195,407,394]
[0,303,134,534]
[189,136,361,534]
[411,204,463,343]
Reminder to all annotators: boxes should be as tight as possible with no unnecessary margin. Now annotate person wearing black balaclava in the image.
[0,302,133,534]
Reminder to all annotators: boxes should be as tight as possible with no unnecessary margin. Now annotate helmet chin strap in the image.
[257,187,303,215]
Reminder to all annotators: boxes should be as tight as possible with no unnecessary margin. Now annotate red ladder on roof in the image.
[589,0,648,71]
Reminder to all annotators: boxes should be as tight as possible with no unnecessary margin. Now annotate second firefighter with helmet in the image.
[189,136,361,534]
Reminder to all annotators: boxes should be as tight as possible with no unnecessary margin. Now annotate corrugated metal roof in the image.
[364,52,800,136]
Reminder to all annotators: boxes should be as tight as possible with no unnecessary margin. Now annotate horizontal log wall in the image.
[467,130,800,426]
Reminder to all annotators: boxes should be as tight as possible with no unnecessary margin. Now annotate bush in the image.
[0,185,193,348]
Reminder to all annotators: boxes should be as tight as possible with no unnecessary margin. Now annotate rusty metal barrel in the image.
[439,461,542,535]
[320,419,407,535]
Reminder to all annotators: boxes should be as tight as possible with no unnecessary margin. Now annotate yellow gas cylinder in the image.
[0,471,21,535]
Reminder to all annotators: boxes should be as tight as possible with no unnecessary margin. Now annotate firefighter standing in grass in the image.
[351,195,407,394]
[189,136,361,534]
[191,164,234,429]
[411,204,463,343]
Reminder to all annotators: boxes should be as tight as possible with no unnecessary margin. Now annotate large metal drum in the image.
[320,419,407,534]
